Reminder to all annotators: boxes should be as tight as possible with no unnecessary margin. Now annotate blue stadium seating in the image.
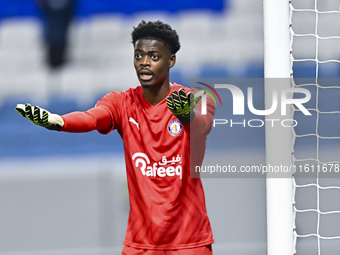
[0,0,225,19]
[245,63,264,78]
[199,65,230,78]
[3,62,337,159]
[0,95,123,159]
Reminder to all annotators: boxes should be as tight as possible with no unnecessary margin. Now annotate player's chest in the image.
[120,105,186,144]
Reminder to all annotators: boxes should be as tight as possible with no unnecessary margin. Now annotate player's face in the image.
[134,39,175,88]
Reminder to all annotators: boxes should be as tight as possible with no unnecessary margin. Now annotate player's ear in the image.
[169,54,176,68]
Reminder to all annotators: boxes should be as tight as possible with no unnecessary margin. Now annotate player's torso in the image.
[113,85,213,248]
[117,85,190,182]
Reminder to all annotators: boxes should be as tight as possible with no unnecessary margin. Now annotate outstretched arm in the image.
[60,106,113,134]
[16,104,113,134]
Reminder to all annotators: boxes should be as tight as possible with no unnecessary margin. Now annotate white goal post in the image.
[264,0,293,255]
[265,0,340,255]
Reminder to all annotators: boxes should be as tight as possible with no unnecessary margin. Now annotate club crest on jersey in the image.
[168,120,182,136]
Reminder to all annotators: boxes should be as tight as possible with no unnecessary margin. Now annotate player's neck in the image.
[142,80,172,106]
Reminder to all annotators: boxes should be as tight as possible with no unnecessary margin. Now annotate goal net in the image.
[290,0,340,254]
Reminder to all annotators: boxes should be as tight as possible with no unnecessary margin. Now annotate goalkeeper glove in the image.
[15,103,64,131]
[166,88,204,124]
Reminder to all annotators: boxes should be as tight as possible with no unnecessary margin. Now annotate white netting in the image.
[290,0,340,254]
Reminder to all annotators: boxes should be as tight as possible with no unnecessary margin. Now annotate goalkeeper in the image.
[16,20,215,255]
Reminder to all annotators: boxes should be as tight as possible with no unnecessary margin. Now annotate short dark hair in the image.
[131,20,180,54]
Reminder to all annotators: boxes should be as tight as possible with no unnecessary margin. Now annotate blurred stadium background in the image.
[0,0,266,254]
[2,0,336,254]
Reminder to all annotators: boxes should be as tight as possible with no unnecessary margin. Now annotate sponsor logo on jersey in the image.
[129,117,140,130]
[132,152,182,179]
[168,120,182,136]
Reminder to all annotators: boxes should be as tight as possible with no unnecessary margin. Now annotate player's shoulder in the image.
[96,86,141,109]
[102,86,141,99]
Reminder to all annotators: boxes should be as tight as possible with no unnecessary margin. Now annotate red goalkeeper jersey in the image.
[60,83,215,250]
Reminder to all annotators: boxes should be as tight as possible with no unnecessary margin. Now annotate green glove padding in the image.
[16,103,64,131]
[166,88,204,124]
